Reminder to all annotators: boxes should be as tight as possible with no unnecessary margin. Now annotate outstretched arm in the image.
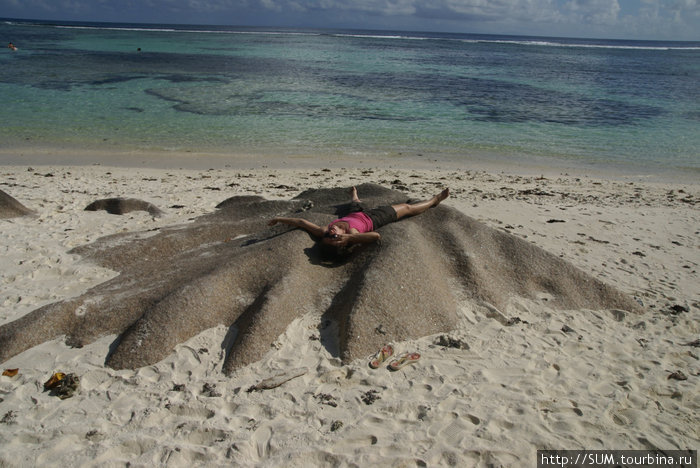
[269,217,325,238]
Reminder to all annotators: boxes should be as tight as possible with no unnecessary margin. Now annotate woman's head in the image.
[326,223,347,237]
[321,232,338,245]
[319,229,352,263]
[321,228,345,252]
[318,240,346,260]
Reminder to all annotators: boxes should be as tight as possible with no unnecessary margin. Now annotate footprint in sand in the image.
[439,419,471,446]
[336,432,379,449]
[609,408,645,427]
[182,426,229,445]
[166,402,215,419]
[252,425,273,459]
[428,412,472,444]
[467,414,481,425]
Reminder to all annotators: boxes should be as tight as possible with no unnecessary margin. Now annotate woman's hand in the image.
[326,233,351,247]
[327,232,380,246]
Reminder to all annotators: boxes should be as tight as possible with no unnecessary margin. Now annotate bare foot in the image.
[350,186,361,202]
[434,188,449,205]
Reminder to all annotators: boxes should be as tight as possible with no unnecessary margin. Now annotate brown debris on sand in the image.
[0,184,641,375]
[0,190,35,219]
[84,197,164,217]
[246,367,308,392]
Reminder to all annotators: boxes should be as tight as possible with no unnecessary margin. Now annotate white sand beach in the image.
[0,158,698,467]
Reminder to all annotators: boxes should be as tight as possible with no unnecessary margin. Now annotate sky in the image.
[2,0,699,41]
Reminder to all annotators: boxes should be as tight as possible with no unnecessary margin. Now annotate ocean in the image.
[1,19,699,174]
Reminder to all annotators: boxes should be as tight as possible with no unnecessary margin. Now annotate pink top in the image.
[330,212,374,233]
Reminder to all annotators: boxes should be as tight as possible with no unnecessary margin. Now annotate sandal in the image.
[369,344,394,369]
[388,352,420,371]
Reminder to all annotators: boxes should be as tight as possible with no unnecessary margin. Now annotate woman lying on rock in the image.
[268,186,449,250]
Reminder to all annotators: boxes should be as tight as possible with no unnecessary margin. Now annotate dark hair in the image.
[318,241,353,264]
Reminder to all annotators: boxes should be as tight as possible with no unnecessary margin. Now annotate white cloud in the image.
[267,0,416,15]
[564,0,620,24]
[610,0,700,39]
[258,0,563,22]
[260,0,284,12]
[669,0,700,20]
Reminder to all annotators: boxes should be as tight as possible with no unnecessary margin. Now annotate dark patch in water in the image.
[158,75,229,84]
[684,111,700,122]
[0,49,292,91]
[145,87,427,121]
[91,76,145,86]
[0,38,674,127]
[331,72,664,126]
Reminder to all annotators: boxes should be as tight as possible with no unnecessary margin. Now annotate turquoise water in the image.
[1,19,699,173]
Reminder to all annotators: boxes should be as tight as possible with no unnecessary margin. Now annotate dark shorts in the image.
[347,202,397,230]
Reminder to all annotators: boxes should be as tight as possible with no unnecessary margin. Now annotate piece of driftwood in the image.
[246,367,308,392]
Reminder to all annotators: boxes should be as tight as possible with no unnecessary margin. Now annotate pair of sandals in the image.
[369,344,420,371]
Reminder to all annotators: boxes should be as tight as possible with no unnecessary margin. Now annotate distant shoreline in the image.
[1,145,697,184]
